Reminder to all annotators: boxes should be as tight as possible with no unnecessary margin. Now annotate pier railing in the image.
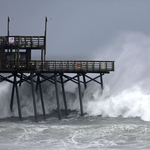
[0,36,45,49]
[0,60,114,73]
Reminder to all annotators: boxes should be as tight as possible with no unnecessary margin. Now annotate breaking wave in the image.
[84,31,150,121]
[1,31,150,121]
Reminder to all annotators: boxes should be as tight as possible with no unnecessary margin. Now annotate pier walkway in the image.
[0,60,114,73]
[0,17,115,121]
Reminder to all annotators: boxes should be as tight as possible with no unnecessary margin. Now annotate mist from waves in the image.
[0,31,150,121]
[85,31,150,121]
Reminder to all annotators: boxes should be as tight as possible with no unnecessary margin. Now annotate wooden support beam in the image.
[40,74,55,84]
[19,73,23,87]
[60,73,68,116]
[100,73,104,90]
[41,49,44,70]
[30,73,37,122]
[16,73,33,85]
[83,73,87,89]
[10,79,15,112]
[14,73,22,121]
[85,74,101,84]
[63,74,79,84]
[38,74,46,120]
[0,75,14,84]
[35,74,39,92]
[77,73,84,116]
[54,73,61,120]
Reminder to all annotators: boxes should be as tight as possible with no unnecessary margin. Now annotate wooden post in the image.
[41,49,44,70]
[54,73,61,120]
[60,73,68,115]
[41,49,43,62]
[83,73,87,89]
[10,76,15,112]
[30,73,37,122]
[100,73,104,90]
[77,73,84,116]
[38,74,46,120]
[7,17,10,37]
[35,74,39,93]
[17,48,19,70]
[44,17,47,61]
[14,73,22,121]
[19,73,23,87]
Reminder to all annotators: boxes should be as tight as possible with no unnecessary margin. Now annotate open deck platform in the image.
[0,36,45,49]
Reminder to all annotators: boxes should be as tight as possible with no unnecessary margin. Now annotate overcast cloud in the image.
[0,0,150,60]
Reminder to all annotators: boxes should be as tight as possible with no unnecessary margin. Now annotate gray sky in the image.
[1,0,150,60]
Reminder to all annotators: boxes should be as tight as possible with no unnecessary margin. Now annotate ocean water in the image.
[1,32,150,149]
[0,115,150,150]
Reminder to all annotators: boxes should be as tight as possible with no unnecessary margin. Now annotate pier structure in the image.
[0,17,114,121]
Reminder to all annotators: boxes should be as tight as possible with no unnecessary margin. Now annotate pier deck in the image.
[0,17,115,121]
[0,60,114,73]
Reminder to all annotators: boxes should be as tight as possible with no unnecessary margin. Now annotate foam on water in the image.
[84,85,150,121]
[0,120,150,150]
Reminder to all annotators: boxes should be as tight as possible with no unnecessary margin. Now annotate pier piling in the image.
[38,74,46,120]
[77,73,84,116]
[100,73,104,91]
[14,73,22,121]
[10,79,15,112]
[60,73,68,116]
[54,73,61,120]
[30,73,37,122]
[83,73,87,89]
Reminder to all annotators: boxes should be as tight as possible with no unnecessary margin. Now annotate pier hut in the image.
[0,17,114,121]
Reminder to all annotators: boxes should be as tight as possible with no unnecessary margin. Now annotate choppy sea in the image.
[1,114,150,150]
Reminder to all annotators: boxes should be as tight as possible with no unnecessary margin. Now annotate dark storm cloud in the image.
[0,0,150,60]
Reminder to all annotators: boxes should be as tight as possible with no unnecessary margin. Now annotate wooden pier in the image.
[0,17,115,121]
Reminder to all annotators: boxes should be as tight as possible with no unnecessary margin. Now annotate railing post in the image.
[86,62,88,72]
[38,36,39,47]
[17,48,19,70]
[106,61,107,71]
[25,37,26,47]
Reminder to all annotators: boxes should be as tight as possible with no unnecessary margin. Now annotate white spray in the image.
[83,31,150,121]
